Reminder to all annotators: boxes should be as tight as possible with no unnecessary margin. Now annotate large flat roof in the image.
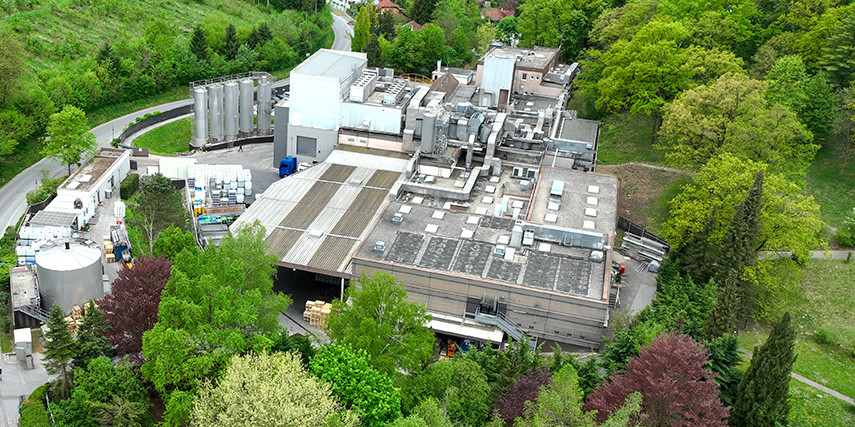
[60,148,127,192]
[529,167,618,235]
[483,46,559,71]
[355,201,608,300]
[291,49,367,83]
[230,147,408,277]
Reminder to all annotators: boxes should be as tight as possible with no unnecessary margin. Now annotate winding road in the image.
[0,13,352,232]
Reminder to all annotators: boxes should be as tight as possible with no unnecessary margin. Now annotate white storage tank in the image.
[35,241,103,314]
[208,84,224,143]
[192,87,208,147]
[257,75,272,136]
[224,81,239,142]
[239,79,254,137]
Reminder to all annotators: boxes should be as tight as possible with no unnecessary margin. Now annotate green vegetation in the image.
[0,140,42,188]
[26,172,67,205]
[594,113,662,165]
[85,86,188,128]
[0,334,11,352]
[806,142,855,233]
[133,117,192,156]
[19,383,51,427]
[120,173,140,200]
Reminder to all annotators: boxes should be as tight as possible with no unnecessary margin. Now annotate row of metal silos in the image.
[192,75,273,148]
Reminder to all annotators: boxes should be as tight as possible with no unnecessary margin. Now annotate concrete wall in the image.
[351,258,607,350]
[274,103,290,168]
[286,125,339,164]
[513,70,565,98]
[289,74,342,130]
[340,102,403,134]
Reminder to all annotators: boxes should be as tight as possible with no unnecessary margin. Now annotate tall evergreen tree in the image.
[705,334,744,408]
[190,25,208,60]
[74,300,113,370]
[352,5,371,52]
[377,10,395,38]
[410,0,436,25]
[43,303,78,400]
[224,24,240,61]
[731,312,797,427]
[703,270,740,341]
[365,34,381,67]
[714,170,764,285]
[676,207,718,284]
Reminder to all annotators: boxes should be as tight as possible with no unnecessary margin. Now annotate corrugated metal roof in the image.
[231,148,409,276]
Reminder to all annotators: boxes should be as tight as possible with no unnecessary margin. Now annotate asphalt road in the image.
[0,12,353,232]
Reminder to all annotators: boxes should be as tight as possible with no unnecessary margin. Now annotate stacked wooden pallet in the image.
[303,300,332,328]
[103,235,115,263]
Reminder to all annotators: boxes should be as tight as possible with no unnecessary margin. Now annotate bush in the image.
[19,383,51,427]
[25,174,67,205]
[120,173,140,200]
[153,110,161,115]
[143,112,153,120]
[837,208,855,247]
[111,137,120,148]
[815,327,838,346]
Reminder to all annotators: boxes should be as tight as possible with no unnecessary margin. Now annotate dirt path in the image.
[737,349,855,406]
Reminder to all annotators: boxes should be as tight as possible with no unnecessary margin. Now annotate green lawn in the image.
[595,113,665,165]
[805,141,855,234]
[738,259,855,402]
[133,117,192,156]
[0,334,11,353]
[788,380,855,427]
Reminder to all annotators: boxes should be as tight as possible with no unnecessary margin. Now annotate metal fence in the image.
[616,216,670,252]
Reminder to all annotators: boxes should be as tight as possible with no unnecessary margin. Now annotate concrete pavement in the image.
[0,352,56,426]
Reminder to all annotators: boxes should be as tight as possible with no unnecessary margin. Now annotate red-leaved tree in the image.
[494,367,552,421]
[98,255,171,363]
[584,333,729,426]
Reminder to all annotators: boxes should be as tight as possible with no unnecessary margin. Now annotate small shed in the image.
[14,328,33,353]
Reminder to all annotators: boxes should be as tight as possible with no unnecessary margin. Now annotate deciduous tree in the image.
[0,32,25,106]
[494,367,551,421]
[54,357,150,427]
[126,173,187,255]
[657,73,816,176]
[152,225,198,261]
[327,271,433,375]
[44,105,97,175]
[98,255,171,361]
[731,312,797,427]
[403,358,490,427]
[44,303,78,400]
[585,333,729,426]
[191,352,358,427]
[310,344,401,427]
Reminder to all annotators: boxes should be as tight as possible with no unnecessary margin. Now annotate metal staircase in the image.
[15,305,50,324]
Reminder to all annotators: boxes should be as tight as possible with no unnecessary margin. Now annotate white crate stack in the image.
[187,164,253,207]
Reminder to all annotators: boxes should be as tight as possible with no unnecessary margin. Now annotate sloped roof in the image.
[484,8,514,21]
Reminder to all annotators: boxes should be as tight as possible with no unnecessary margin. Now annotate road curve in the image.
[0,11,353,232]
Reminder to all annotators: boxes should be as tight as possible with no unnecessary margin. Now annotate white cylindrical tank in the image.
[208,84,224,143]
[35,241,103,315]
[192,87,208,148]
[239,79,254,137]
[257,76,272,136]
[224,81,238,142]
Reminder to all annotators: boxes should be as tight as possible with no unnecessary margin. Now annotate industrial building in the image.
[237,45,618,350]
[27,148,130,231]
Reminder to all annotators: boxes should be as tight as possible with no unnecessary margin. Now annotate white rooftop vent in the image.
[538,242,552,252]
[512,200,524,209]
[308,229,323,237]
[425,224,439,233]
[461,229,474,239]
[497,235,511,245]
[586,196,598,205]
[79,174,93,183]
[398,205,413,213]
[482,196,494,204]
[424,175,436,183]
[466,216,480,225]
[67,182,80,190]
[548,201,560,211]
[489,176,500,183]
[475,207,489,215]
[412,196,425,204]
[587,185,600,194]
[544,213,558,223]
[432,210,446,220]
[493,245,506,258]
[485,185,496,194]
[504,247,516,261]
[373,241,386,254]
[522,229,535,246]
[392,213,404,225]
[590,250,604,261]
[550,180,565,197]
[583,220,595,230]
[584,208,597,217]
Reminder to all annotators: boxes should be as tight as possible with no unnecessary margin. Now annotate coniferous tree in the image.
[714,170,764,286]
[410,0,436,25]
[377,10,395,38]
[43,303,78,400]
[224,24,240,61]
[676,207,718,284]
[366,34,381,67]
[190,25,208,60]
[705,334,744,407]
[703,270,741,341]
[731,312,797,427]
[74,300,112,370]
[352,5,371,52]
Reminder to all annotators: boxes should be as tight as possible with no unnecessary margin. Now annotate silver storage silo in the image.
[239,79,254,137]
[192,87,208,148]
[35,241,103,315]
[223,81,239,143]
[257,76,272,136]
[208,84,224,143]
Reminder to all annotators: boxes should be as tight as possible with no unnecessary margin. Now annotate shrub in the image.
[19,383,51,427]
[111,137,120,148]
[120,173,140,200]
[814,327,838,346]
[143,113,153,120]
[26,174,66,205]
[135,116,143,123]
[837,208,855,247]
[153,110,162,115]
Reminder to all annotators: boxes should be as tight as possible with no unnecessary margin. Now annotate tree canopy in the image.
[191,352,358,427]
[126,173,187,255]
[326,271,434,376]
[43,105,97,175]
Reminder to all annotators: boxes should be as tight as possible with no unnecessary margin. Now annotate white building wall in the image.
[340,103,403,134]
[480,55,516,108]
[289,74,342,130]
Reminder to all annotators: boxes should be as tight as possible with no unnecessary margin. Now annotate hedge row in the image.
[121,173,140,200]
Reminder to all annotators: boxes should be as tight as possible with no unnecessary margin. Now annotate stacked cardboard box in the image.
[302,300,332,328]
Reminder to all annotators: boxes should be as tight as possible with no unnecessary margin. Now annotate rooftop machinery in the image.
[190,72,274,148]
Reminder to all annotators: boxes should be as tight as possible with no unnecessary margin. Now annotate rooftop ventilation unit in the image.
[493,245,506,258]
[383,80,407,105]
[350,70,378,103]
[392,213,404,225]
[373,241,386,254]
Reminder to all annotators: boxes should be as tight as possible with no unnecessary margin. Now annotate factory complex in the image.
[235,45,619,351]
